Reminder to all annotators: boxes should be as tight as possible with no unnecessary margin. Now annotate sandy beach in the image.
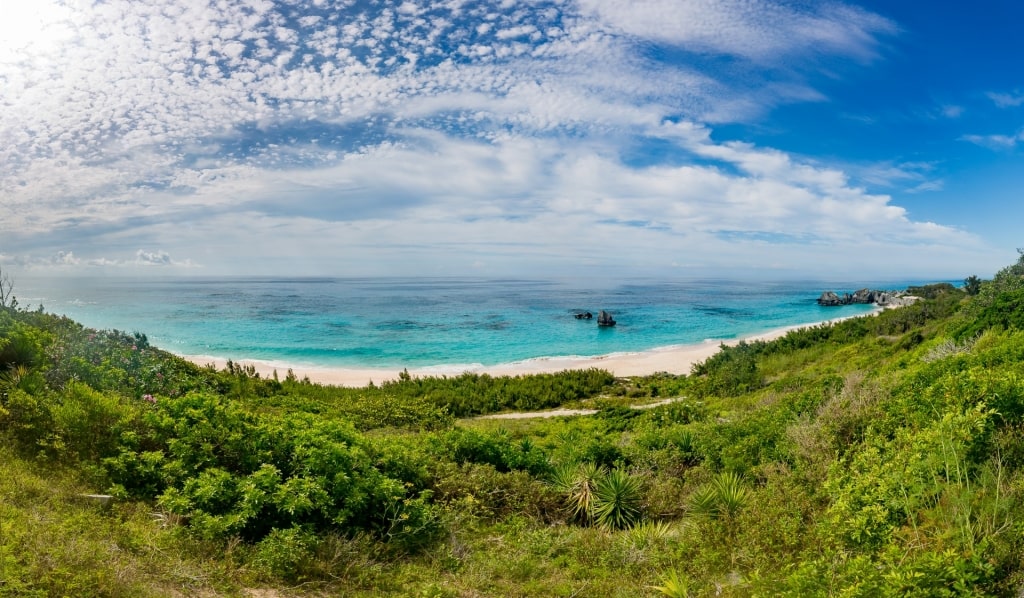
[180,309,878,387]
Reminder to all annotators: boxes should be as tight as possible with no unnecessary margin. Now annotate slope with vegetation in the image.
[1,256,1024,596]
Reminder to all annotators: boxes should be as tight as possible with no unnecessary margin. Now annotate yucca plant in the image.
[687,484,720,518]
[592,469,643,530]
[0,364,29,390]
[628,520,673,547]
[712,471,748,519]
[650,569,690,598]
[550,462,605,524]
[688,471,748,520]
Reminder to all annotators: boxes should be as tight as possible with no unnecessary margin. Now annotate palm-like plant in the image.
[688,471,748,520]
[712,471,748,519]
[650,569,690,598]
[628,520,674,547]
[0,364,29,392]
[550,462,605,523]
[592,469,642,530]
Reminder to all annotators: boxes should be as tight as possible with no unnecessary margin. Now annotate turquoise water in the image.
[16,276,905,369]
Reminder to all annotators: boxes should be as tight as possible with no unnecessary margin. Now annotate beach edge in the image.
[178,309,880,388]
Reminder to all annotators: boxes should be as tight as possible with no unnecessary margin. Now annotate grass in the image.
[0,445,250,597]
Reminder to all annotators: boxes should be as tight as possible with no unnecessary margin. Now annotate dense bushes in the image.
[5,265,1024,594]
[958,287,1024,339]
[379,368,616,417]
[234,366,615,429]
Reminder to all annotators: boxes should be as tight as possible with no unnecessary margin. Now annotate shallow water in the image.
[16,276,917,368]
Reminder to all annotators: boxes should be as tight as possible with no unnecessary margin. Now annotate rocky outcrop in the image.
[597,310,616,326]
[850,288,876,304]
[817,288,920,308]
[817,291,846,306]
[876,293,920,308]
[574,311,593,320]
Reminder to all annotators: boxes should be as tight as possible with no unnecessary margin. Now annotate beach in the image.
[182,310,877,387]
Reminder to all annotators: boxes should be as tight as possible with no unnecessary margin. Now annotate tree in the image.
[0,266,15,309]
[964,275,982,296]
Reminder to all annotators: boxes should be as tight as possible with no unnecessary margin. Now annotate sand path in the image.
[476,397,680,420]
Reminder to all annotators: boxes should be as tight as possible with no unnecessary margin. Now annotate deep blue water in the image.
[15,276,914,369]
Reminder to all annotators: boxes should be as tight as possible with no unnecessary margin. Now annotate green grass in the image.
[0,445,252,597]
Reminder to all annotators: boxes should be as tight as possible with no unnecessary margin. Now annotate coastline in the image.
[180,308,879,387]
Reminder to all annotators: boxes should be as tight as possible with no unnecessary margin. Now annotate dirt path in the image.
[476,397,679,420]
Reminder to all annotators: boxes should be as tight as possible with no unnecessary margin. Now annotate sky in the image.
[1,0,1022,280]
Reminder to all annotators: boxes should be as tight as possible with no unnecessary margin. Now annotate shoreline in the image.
[180,308,880,387]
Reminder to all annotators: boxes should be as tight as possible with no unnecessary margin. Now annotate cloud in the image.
[134,250,173,266]
[1,248,198,270]
[905,180,945,194]
[0,0,990,278]
[575,0,896,62]
[940,105,964,118]
[961,132,1023,150]
[53,251,81,266]
[987,91,1024,108]
[849,160,942,192]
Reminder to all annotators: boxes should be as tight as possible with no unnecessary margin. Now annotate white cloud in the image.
[574,0,896,62]
[941,105,964,118]
[53,251,80,266]
[961,132,1023,150]
[987,91,1024,108]
[0,0,993,278]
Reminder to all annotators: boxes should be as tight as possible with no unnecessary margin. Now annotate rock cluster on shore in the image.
[817,289,920,308]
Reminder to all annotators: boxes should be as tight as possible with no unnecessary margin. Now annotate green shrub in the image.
[253,526,318,581]
[592,469,643,530]
[691,340,762,397]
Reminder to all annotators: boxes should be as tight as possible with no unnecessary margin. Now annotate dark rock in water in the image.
[850,288,876,304]
[597,310,616,326]
[574,311,593,320]
[817,291,845,306]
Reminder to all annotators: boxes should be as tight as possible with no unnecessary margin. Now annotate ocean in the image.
[15,276,910,370]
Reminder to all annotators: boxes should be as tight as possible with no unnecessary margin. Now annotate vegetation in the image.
[2,256,1024,595]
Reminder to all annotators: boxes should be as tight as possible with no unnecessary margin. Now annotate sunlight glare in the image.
[0,0,74,61]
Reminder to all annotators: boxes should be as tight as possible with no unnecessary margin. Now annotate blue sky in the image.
[0,0,1021,280]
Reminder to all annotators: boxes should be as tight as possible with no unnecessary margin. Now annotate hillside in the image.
[2,257,1024,596]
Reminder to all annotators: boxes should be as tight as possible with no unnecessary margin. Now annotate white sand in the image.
[181,310,877,388]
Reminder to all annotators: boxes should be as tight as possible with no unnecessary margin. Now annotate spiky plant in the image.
[712,471,748,519]
[650,570,690,598]
[688,471,748,520]
[592,469,643,530]
[687,484,719,518]
[550,462,605,524]
[0,364,29,389]
[628,520,673,547]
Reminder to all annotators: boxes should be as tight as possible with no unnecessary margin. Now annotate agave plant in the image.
[592,469,643,530]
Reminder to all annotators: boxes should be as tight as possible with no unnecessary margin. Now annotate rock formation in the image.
[597,310,616,326]
[817,288,920,308]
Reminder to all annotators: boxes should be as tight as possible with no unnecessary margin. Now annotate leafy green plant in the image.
[592,469,643,530]
[550,462,605,524]
[650,569,691,597]
[253,525,317,581]
[628,520,673,547]
[689,471,748,520]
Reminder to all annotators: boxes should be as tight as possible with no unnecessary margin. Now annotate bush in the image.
[691,341,762,397]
